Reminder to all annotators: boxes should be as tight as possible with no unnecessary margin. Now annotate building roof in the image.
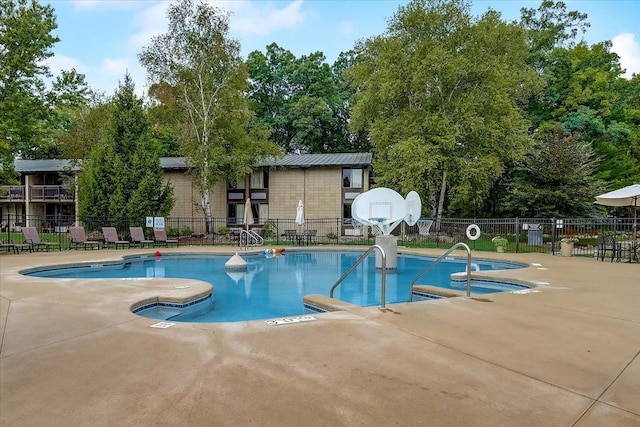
[162,153,372,170]
[258,153,372,168]
[14,159,80,173]
[160,157,188,169]
[15,153,373,173]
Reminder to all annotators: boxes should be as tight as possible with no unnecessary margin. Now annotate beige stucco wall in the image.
[164,171,226,218]
[268,167,344,220]
[167,166,369,221]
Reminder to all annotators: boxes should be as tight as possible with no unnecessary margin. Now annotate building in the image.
[1,153,372,233]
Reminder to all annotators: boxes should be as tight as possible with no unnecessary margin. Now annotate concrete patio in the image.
[1,247,638,426]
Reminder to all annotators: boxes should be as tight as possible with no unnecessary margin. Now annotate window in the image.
[250,169,268,189]
[343,203,352,219]
[227,178,245,190]
[343,169,363,188]
[228,202,268,224]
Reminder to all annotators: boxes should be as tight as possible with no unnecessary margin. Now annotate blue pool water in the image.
[26,251,526,322]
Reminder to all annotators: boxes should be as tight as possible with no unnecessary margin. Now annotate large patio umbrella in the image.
[243,198,254,231]
[595,183,640,239]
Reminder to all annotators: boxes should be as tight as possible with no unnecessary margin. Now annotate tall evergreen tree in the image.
[505,125,604,217]
[77,75,173,226]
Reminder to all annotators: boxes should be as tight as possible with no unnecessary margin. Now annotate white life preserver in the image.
[466,224,481,240]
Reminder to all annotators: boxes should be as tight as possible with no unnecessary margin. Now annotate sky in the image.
[43,0,640,97]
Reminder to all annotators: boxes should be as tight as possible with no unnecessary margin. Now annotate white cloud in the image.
[127,0,305,51]
[611,33,640,79]
[71,0,141,11]
[101,58,130,76]
[339,21,357,37]
[45,54,87,75]
[226,0,305,35]
[90,57,148,96]
[129,2,170,51]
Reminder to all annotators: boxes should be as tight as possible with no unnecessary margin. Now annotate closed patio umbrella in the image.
[244,198,254,231]
[296,200,305,227]
[595,183,640,241]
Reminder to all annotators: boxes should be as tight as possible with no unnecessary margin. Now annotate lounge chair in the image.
[153,228,178,247]
[69,226,100,250]
[130,227,154,248]
[101,227,130,249]
[1,239,32,254]
[21,226,61,251]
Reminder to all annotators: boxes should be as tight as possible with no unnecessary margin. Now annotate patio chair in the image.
[101,227,130,249]
[21,226,61,251]
[597,233,620,262]
[1,239,32,254]
[69,226,100,250]
[153,228,178,247]
[130,227,154,248]
[301,229,317,246]
[283,229,298,244]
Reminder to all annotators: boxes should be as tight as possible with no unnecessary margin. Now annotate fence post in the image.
[551,218,557,256]
[515,217,520,253]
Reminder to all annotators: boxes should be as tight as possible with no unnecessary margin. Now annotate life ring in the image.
[466,224,481,241]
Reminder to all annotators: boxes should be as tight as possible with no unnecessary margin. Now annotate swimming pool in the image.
[25,251,527,322]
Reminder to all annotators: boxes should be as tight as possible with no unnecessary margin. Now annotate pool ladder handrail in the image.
[329,245,388,310]
[239,229,263,249]
[409,242,472,301]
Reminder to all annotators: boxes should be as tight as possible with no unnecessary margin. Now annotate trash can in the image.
[528,224,543,246]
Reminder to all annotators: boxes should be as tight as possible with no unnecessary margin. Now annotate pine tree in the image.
[78,74,173,227]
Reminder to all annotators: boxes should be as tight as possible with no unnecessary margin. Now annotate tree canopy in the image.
[246,43,362,154]
[77,75,173,225]
[0,0,88,182]
[348,0,540,223]
[139,0,279,231]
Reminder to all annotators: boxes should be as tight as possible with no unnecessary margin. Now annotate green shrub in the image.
[261,220,276,238]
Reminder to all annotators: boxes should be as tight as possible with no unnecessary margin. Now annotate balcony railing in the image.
[0,185,25,201]
[0,185,75,202]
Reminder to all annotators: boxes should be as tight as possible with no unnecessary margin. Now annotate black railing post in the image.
[515,217,520,253]
[551,218,557,256]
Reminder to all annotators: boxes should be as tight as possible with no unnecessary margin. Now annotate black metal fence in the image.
[1,213,637,258]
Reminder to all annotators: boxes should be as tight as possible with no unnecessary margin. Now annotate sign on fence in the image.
[154,217,165,228]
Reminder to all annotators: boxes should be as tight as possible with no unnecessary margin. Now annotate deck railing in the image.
[0,185,74,202]
[0,185,25,201]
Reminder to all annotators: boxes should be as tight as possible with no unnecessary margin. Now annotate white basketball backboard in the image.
[404,191,421,226]
[352,188,406,227]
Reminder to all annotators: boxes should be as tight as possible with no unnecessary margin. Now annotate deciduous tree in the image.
[139,0,279,232]
[0,0,88,182]
[348,0,539,224]
[247,44,362,154]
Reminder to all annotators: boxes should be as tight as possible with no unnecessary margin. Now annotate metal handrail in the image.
[409,242,473,300]
[329,245,388,310]
[239,229,263,248]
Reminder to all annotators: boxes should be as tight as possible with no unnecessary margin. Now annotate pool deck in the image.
[1,246,638,426]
